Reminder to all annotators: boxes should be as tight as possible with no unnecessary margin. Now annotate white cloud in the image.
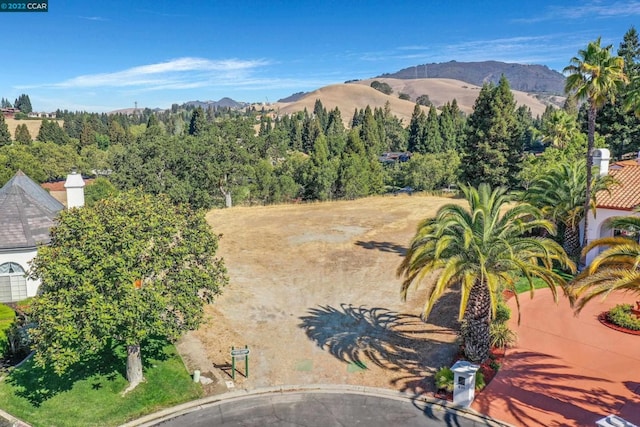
[21,57,271,90]
[516,1,640,23]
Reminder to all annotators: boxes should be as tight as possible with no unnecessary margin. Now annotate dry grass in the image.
[273,77,554,125]
[195,194,466,396]
[4,117,64,140]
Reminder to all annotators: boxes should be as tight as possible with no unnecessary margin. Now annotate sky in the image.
[1,0,638,112]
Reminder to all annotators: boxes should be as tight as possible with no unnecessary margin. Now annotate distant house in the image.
[584,149,640,265]
[1,107,20,119]
[0,171,85,303]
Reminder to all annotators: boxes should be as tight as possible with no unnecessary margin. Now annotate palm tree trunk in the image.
[563,224,581,262]
[462,279,491,362]
[582,102,596,251]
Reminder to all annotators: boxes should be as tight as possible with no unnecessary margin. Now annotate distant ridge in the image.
[277,92,309,103]
[183,97,248,109]
[379,60,565,94]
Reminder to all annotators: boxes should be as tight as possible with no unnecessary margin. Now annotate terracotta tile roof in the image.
[40,181,66,191]
[597,164,640,210]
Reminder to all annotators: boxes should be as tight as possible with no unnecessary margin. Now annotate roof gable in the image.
[0,171,64,250]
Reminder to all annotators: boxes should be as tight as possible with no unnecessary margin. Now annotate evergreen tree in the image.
[13,94,32,113]
[313,99,328,131]
[0,114,11,146]
[188,107,206,136]
[303,134,337,200]
[301,115,322,154]
[461,76,525,188]
[37,119,70,145]
[407,104,426,153]
[14,123,32,144]
[1,98,12,108]
[423,105,443,153]
[359,106,383,156]
[598,27,640,158]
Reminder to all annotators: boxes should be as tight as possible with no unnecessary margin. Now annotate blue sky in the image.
[2,0,638,112]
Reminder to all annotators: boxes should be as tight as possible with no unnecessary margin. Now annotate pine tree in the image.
[188,107,206,136]
[461,76,524,188]
[13,94,32,113]
[14,123,32,144]
[0,114,11,146]
[407,104,426,153]
[423,105,443,153]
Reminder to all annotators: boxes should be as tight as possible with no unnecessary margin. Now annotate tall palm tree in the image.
[397,184,575,362]
[570,214,640,312]
[564,37,627,248]
[520,160,616,261]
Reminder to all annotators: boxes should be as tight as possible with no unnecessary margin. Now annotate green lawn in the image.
[0,341,202,427]
[0,304,16,358]
[513,270,575,294]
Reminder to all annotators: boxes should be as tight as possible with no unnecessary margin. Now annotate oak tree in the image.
[28,191,228,392]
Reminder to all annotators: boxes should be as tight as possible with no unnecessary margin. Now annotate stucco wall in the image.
[0,248,40,299]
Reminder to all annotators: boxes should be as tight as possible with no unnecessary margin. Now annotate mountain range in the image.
[115,61,566,120]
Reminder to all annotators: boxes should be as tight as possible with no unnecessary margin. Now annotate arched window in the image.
[0,262,27,302]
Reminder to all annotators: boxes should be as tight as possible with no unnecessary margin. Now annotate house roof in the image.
[0,171,64,250]
[596,164,640,211]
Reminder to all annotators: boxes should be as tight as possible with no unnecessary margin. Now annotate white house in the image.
[0,170,84,303]
[584,148,640,265]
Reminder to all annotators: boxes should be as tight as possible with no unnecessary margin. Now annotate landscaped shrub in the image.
[493,301,511,324]
[0,304,16,358]
[434,366,486,392]
[435,366,454,392]
[607,304,640,331]
[490,322,517,348]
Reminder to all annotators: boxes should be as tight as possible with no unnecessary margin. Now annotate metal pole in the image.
[231,346,235,381]
[245,345,249,378]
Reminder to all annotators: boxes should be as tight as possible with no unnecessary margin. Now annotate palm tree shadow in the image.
[474,351,628,426]
[298,304,458,395]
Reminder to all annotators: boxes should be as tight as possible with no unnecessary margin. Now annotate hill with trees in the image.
[379,60,566,94]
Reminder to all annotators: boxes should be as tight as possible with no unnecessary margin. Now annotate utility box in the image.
[451,360,480,408]
[596,414,637,427]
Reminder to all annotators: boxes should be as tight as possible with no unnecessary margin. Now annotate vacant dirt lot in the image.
[191,194,466,396]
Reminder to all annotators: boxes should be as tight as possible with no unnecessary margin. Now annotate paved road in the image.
[152,391,507,427]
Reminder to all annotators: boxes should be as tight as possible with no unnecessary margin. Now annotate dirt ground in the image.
[180,194,466,397]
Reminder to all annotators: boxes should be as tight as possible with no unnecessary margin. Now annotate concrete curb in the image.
[119,384,514,427]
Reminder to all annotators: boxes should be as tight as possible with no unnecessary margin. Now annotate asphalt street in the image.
[153,391,506,427]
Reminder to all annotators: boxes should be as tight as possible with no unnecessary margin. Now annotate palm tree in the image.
[520,160,616,261]
[539,109,579,150]
[563,37,627,248]
[397,184,575,362]
[571,214,640,312]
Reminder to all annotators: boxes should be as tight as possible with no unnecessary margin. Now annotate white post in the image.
[451,360,480,408]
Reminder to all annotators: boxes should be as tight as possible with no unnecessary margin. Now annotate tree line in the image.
[0,27,638,211]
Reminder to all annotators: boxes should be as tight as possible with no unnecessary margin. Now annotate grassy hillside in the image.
[274,77,558,124]
[4,118,64,140]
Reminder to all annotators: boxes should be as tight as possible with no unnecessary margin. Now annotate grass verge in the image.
[0,341,201,427]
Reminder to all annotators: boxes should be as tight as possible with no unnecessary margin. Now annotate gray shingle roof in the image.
[0,171,64,250]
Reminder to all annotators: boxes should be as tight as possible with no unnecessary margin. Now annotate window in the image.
[0,262,27,303]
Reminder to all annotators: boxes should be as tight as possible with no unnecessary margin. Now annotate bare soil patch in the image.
[184,194,467,397]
